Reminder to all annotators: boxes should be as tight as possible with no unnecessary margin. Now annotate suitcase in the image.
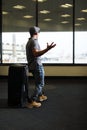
[8,65,29,107]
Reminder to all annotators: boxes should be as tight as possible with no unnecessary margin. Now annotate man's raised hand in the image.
[47,42,56,50]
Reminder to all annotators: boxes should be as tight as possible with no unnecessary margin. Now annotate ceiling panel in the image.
[2,0,87,31]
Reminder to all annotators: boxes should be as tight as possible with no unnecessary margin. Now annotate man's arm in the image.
[32,42,56,57]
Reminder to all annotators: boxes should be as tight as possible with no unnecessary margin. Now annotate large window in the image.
[2,31,73,63]
[2,32,29,63]
[1,0,87,64]
[38,0,73,64]
[75,0,87,64]
[39,32,73,63]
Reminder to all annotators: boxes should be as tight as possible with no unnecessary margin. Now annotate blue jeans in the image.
[31,64,45,101]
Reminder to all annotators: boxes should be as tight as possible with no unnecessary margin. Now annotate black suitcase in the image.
[8,65,29,107]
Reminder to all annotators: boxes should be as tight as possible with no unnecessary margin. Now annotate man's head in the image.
[29,26,40,37]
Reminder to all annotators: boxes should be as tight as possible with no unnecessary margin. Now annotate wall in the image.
[0,65,87,76]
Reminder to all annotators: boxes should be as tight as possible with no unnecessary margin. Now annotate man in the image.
[26,26,56,108]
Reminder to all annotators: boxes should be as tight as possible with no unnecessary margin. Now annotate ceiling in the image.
[2,0,87,32]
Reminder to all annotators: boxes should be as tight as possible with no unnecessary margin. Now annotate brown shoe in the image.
[39,95,47,102]
[26,101,41,108]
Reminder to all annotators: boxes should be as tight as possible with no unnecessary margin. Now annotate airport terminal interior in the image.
[0,0,87,130]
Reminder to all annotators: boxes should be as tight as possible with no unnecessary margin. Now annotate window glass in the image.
[75,0,87,63]
[0,33,1,63]
[2,0,35,63]
[0,0,2,63]
[2,32,29,63]
[38,0,73,63]
[1,0,87,64]
[39,32,73,63]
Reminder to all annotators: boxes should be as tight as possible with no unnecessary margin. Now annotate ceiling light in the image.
[75,23,81,26]
[23,15,33,18]
[44,18,52,21]
[60,3,73,8]
[77,17,86,21]
[13,5,26,9]
[33,0,47,2]
[61,14,71,17]
[2,11,8,15]
[40,10,50,14]
[61,21,69,24]
[81,9,87,13]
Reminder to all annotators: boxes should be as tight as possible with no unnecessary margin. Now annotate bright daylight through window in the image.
[1,0,87,64]
[2,32,73,63]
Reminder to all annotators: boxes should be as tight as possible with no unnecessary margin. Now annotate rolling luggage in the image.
[8,65,29,107]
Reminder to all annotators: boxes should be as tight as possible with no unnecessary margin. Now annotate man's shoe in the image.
[26,101,41,108]
[39,95,47,102]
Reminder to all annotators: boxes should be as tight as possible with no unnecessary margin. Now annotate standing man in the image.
[26,26,56,108]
